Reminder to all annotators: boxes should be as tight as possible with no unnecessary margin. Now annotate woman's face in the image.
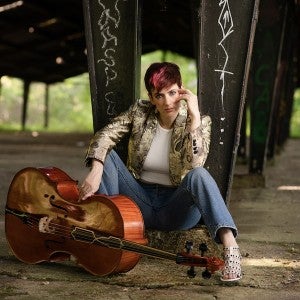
[149,83,181,121]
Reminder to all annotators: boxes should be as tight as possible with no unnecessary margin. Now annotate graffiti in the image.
[215,0,234,145]
[97,0,124,117]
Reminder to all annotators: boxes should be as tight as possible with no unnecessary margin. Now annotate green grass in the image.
[291,88,300,138]
[0,74,93,133]
[0,51,299,138]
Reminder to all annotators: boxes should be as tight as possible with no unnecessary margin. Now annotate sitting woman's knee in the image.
[189,167,209,179]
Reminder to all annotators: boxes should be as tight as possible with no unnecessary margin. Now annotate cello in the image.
[5,167,224,277]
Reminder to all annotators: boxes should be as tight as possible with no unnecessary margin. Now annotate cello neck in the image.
[71,226,177,262]
[70,227,215,269]
[6,207,222,271]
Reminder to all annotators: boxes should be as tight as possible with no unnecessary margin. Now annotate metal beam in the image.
[21,80,31,131]
[249,0,286,174]
[197,0,260,202]
[83,0,141,161]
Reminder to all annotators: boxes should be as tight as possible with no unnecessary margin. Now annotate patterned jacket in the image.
[85,99,211,186]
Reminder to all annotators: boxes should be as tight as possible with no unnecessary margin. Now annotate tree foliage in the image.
[0,50,299,138]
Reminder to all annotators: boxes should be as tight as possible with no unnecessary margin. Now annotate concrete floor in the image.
[0,132,299,299]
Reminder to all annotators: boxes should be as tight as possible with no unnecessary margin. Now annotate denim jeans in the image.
[98,150,238,243]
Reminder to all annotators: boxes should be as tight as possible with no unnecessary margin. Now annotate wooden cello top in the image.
[5,167,147,276]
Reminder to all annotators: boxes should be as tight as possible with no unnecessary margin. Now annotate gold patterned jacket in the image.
[85,99,211,186]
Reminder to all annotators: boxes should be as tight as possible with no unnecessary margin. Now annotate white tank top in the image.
[140,123,173,186]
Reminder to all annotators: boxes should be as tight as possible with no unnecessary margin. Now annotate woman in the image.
[79,62,242,282]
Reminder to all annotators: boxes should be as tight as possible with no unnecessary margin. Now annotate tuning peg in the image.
[202,269,211,279]
[184,241,197,278]
[187,266,197,278]
[185,241,193,253]
[199,243,208,256]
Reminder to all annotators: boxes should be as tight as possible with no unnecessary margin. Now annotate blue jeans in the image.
[98,150,238,243]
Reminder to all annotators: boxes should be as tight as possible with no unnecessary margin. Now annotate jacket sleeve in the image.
[85,104,137,166]
[183,115,212,169]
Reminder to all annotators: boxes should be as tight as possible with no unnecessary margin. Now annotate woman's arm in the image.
[79,159,104,201]
[79,102,138,201]
[177,88,212,168]
[177,88,201,132]
[85,103,137,166]
[188,115,212,167]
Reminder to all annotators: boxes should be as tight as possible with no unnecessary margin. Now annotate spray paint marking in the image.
[214,0,234,145]
[97,0,125,117]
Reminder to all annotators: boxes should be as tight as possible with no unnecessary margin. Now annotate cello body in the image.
[5,167,147,276]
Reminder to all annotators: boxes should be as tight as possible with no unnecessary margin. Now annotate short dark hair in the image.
[144,62,182,94]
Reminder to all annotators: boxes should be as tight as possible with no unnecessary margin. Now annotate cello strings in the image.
[23,216,71,238]
[21,214,177,260]
[14,212,207,265]
[21,213,109,243]
[25,217,98,244]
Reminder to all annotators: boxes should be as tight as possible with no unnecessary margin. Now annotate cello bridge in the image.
[39,216,55,234]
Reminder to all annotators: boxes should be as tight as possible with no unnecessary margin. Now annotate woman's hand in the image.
[178,88,201,131]
[79,159,104,201]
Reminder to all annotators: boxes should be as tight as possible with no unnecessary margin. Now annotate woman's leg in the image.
[157,167,237,241]
[156,167,241,281]
[98,150,155,227]
[180,167,241,281]
[180,167,238,242]
[138,182,201,230]
[218,228,242,281]
[152,186,201,230]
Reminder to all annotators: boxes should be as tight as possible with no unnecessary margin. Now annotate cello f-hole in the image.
[48,195,69,217]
